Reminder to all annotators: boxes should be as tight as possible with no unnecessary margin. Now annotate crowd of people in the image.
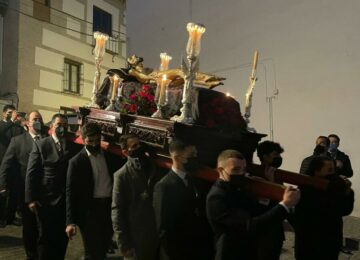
[0,104,355,260]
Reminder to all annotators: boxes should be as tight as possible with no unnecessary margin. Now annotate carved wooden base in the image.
[74,106,265,166]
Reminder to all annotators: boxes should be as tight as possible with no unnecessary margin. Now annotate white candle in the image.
[111,75,119,100]
[251,50,259,79]
[159,74,167,105]
[160,53,172,71]
[94,32,109,58]
[186,23,206,57]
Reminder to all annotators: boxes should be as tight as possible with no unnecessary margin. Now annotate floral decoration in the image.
[119,84,157,116]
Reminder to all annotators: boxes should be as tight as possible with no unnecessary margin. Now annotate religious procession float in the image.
[69,23,332,200]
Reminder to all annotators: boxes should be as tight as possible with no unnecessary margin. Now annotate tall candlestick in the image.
[88,31,109,108]
[244,50,260,131]
[172,23,206,124]
[155,53,172,104]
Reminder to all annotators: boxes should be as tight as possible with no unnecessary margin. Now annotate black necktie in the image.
[184,174,200,217]
[184,174,196,194]
[184,173,190,186]
[33,135,40,141]
[56,141,63,156]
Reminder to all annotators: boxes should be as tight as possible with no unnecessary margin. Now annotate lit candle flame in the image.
[160,53,172,71]
[93,31,109,58]
[186,23,206,57]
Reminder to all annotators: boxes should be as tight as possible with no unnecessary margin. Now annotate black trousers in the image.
[79,198,113,260]
[6,173,22,223]
[36,198,68,260]
[22,203,39,260]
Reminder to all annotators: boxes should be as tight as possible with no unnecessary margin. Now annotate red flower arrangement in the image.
[120,84,157,116]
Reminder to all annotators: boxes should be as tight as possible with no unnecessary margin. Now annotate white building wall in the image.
[17,0,126,121]
[126,0,360,216]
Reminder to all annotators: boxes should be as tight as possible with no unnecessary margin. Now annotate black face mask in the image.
[32,121,43,134]
[55,126,67,138]
[229,174,247,189]
[184,157,199,172]
[314,145,326,155]
[128,145,147,159]
[86,144,101,155]
[128,145,150,170]
[271,156,283,168]
[325,173,336,180]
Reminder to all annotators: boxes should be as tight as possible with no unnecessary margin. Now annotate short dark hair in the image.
[169,139,192,155]
[26,110,41,120]
[3,104,15,112]
[119,134,138,150]
[217,149,244,168]
[81,122,101,139]
[316,136,330,146]
[256,141,284,162]
[306,156,333,176]
[51,113,67,123]
[328,134,340,142]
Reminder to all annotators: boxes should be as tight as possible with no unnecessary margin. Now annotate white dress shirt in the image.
[171,166,188,186]
[29,132,40,141]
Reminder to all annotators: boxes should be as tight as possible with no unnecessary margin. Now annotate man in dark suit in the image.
[0,104,24,163]
[294,156,354,260]
[206,149,301,260]
[0,110,47,259]
[25,113,82,260]
[328,134,353,177]
[111,134,164,260]
[153,139,212,260]
[65,122,122,260]
[0,104,25,224]
[255,141,286,260]
[300,136,330,175]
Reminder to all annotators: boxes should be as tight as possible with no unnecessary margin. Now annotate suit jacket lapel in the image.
[80,148,92,171]
[48,136,62,159]
[62,139,68,156]
[169,170,187,188]
[79,148,95,189]
[23,132,33,148]
[104,153,114,179]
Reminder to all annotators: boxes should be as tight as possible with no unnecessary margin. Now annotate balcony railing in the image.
[92,36,120,55]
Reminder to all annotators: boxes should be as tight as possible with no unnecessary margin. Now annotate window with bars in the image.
[63,59,83,94]
[33,0,50,22]
[93,6,112,37]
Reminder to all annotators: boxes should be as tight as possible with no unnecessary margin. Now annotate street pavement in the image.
[0,224,122,260]
[0,217,359,259]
